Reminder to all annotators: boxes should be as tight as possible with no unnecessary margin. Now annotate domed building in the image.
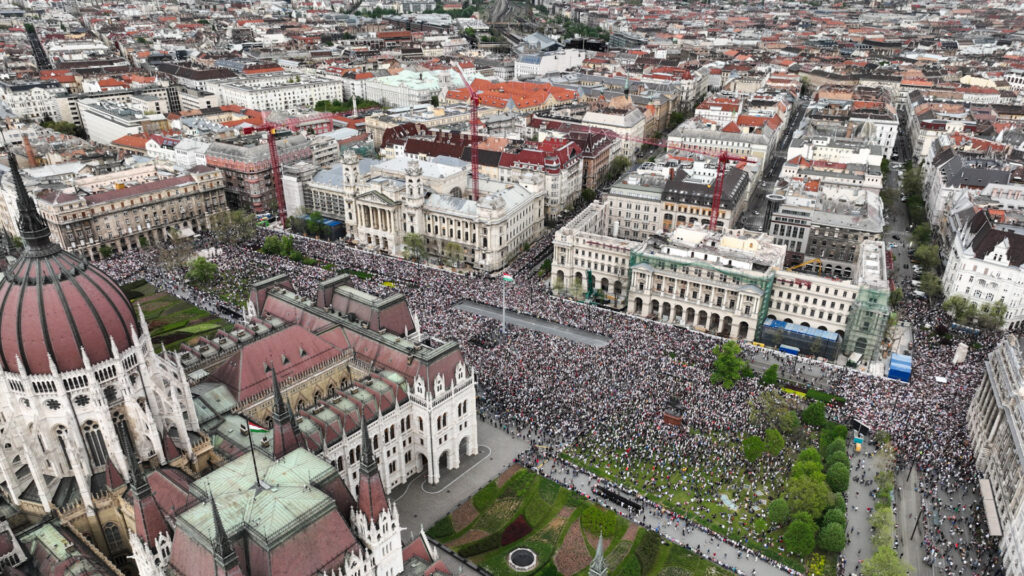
[0,150,202,538]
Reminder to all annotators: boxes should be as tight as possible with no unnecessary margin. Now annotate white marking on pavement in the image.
[421,445,493,495]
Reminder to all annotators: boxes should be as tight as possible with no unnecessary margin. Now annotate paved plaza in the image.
[393,420,530,544]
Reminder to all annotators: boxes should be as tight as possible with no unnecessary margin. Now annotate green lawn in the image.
[429,469,724,576]
[561,433,815,572]
[122,281,234,351]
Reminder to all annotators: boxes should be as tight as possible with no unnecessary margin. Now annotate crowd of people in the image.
[95,229,1003,575]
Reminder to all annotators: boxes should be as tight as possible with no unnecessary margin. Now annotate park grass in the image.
[430,469,719,576]
[561,429,817,573]
[125,282,234,351]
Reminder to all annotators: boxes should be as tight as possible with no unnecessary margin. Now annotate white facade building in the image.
[305,151,546,271]
[942,210,1024,330]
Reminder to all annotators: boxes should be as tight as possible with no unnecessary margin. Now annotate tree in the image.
[99,245,113,259]
[262,235,283,255]
[783,518,817,558]
[977,300,1008,330]
[911,222,932,244]
[888,286,903,307]
[869,506,894,548]
[157,228,193,270]
[765,428,784,456]
[760,364,779,386]
[791,458,823,478]
[817,522,846,553]
[186,257,218,286]
[801,401,827,428]
[779,409,800,435]
[862,547,912,576]
[822,437,846,460]
[826,462,850,493]
[913,244,940,271]
[766,498,789,525]
[880,157,890,175]
[920,272,944,300]
[742,435,765,462]
[604,155,630,184]
[710,341,747,390]
[403,233,428,261]
[305,211,327,238]
[431,94,439,106]
[210,210,257,248]
[443,241,464,267]
[785,473,832,519]
[942,295,974,323]
[823,507,846,528]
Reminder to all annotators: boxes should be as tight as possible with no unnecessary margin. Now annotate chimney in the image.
[22,134,36,167]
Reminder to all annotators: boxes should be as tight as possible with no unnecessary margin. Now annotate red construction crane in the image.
[452,64,480,201]
[249,112,337,226]
[605,132,755,232]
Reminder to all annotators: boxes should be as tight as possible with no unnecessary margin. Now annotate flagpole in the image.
[247,426,262,486]
[502,278,506,334]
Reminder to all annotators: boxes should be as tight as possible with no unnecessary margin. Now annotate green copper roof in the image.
[180,450,339,550]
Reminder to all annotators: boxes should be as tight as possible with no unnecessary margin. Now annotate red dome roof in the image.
[0,151,137,376]
[0,250,137,375]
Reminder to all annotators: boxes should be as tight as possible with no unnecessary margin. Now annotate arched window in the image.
[104,522,124,552]
[82,421,108,468]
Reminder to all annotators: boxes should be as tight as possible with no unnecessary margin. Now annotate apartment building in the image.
[205,133,314,212]
[206,72,346,111]
[33,165,228,260]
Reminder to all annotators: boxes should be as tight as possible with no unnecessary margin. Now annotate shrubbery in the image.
[426,516,454,539]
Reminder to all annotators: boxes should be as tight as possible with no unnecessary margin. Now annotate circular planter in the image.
[508,548,538,573]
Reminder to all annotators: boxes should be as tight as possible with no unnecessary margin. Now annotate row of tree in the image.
[402,233,466,267]
[765,419,850,558]
[859,444,912,576]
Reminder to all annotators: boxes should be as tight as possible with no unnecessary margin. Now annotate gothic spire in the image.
[589,532,608,576]
[271,365,289,425]
[126,439,151,498]
[211,496,239,569]
[6,148,53,253]
[359,416,377,475]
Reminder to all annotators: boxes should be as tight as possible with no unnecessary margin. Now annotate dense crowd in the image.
[96,230,1003,575]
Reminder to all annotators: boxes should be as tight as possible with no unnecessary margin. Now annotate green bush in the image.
[426,516,454,539]
[806,389,845,405]
[459,532,502,557]
[473,482,498,512]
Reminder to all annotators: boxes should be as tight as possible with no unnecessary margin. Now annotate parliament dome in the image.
[0,153,137,376]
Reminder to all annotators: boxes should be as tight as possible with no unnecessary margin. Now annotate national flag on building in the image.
[502,273,514,283]
[247,420,269,434]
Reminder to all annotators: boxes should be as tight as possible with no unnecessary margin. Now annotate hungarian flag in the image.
[247,420,269,434]
[502,273,514,283]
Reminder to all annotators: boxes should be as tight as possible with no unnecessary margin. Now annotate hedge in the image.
[806,389,846,405]
[460,532,502,557]
[501,470,534,498]
[500,515,533,546]
[427,516,454,540]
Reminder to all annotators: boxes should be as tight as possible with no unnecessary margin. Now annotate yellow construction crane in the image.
[786,258,823,275]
